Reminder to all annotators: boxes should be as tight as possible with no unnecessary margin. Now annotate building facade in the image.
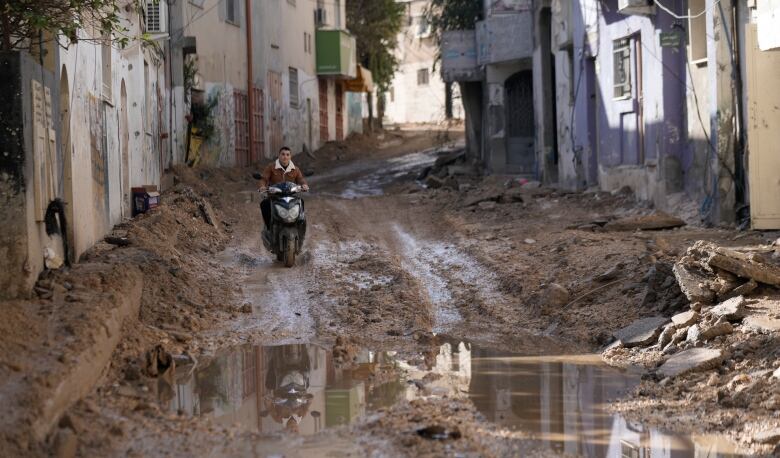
[384,0,464,125]
[0,5,169,298]
[442,0,780,228]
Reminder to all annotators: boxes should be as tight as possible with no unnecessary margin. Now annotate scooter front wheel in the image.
[283,240,296,267]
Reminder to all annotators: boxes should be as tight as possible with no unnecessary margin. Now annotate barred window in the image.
[613,38,632,99]
[289,67,299,107]
[417,68,430,86]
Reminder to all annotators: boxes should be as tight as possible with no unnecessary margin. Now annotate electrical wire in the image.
[654,0,721,19]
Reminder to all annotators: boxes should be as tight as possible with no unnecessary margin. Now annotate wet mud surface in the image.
[10,130,779,456]
[160,340,743,457]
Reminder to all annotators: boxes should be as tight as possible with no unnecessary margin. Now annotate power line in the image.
[654,0,722,19]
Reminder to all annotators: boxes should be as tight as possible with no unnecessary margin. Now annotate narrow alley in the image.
[2,1,780,458]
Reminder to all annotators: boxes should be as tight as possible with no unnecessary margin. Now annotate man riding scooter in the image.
[255,147,309,266]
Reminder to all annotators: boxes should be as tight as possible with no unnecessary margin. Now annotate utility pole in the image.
[245,0,254,164]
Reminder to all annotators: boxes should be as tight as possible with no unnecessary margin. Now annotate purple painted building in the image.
[555,0,689,205]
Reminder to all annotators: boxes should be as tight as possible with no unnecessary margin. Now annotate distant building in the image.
[384,0,464,125]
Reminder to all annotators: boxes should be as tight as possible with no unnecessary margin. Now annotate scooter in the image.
[252,175,307,267]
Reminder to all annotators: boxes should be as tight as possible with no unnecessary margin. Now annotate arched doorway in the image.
[120,80,130,217]
[505,70,535,175]
[59,66,75,262]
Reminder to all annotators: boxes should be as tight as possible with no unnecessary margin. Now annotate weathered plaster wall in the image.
[0,52,61,299]
[588,0,686,208]
[59,23,166,259]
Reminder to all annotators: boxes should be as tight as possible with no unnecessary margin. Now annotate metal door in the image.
[234,90,249,166]
[251,87,265,163]
[505,70,535,174]
[746,24,780,229]
[335,83,344,140]
[268,71,283,155]
[319,78,329,142]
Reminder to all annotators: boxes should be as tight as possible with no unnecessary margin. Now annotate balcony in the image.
[476,12,533,65]
[441,30,483,82]
[316,29,357,78]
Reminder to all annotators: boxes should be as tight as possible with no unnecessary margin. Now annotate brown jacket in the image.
[258,160,308,188]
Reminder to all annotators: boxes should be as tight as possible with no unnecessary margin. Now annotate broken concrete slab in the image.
[433,149,466,168]
[752,428,780,444]
[613,316,669,347]
[699,322,734,341]
[657,348,724,378]
[464,191,503,207]
[686,324,701,343]
[671,310,699,327]
[657,325,676,348]
[709,296,747,321]
[673,262,716,304]
[701,242,780,287]
[604,211,686,232]
[732,279,758,296]
[743,314,780,333]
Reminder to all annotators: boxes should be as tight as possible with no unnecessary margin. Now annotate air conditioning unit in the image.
[618,0,655,15]
[146,1,168,34]
[314,8,329,27]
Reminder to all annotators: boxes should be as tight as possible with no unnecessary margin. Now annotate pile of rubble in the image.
[604,239,780,447]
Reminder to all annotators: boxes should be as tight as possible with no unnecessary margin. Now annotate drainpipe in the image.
[246,0,254,165]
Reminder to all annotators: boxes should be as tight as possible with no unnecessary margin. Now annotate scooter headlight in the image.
[275,204,300,223]
[287,204,301,220]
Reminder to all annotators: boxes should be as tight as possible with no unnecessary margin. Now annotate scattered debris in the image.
[657,348,724,378]
[752,428,780,445]
[416,425,462,441]
[604,211,686,232]
[613,316,668,347]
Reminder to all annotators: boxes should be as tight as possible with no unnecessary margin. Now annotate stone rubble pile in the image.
[603,239,780,446]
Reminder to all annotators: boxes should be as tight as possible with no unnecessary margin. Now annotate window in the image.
[289,67,299,107]
[225,0,239,25]
[304,32,312,54]
[189,0,205,8]
[613,38,631,99]
[566,46,574,105]
[416,16,430,37]
[101,33,112,101]
[688,0,707,63]
[389,86,395,102]
[335,0,342,28]
[417,68,430,86]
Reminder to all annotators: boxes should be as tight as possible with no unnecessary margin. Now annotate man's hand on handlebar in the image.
[258,186,267,193]
[301,184,309,192]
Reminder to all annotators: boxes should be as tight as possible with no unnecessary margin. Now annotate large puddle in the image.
[159,341,745,457]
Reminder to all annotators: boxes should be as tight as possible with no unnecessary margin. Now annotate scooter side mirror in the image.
[251,172,263,180]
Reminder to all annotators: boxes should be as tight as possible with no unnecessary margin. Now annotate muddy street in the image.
[2,130,780,457]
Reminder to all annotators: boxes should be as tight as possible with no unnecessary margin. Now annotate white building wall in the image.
[59,17,166,259]
[384,0,464,125]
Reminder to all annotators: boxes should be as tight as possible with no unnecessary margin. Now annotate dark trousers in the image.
[260,198,271,228]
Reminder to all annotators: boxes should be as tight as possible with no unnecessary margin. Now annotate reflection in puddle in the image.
[161,342,744,457]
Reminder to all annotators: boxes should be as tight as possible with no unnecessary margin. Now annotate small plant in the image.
[190,93,218,142]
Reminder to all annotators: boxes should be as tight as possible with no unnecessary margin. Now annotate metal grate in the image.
[146,1,161,32]
[613,37,632,99]
[234,90,249,166]
[289,67,299,107]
